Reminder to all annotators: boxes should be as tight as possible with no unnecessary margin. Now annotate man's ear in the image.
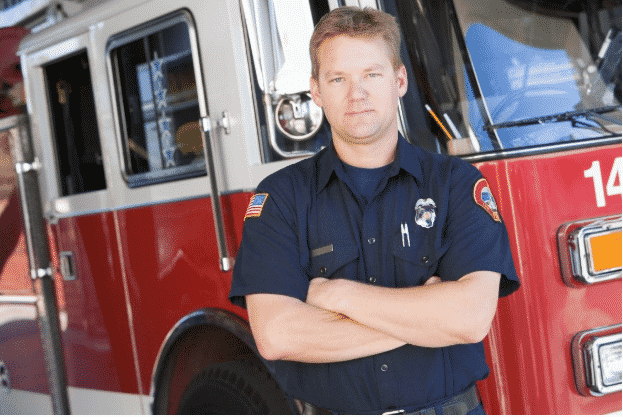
[396,65,408,98]
[310,77,323,107]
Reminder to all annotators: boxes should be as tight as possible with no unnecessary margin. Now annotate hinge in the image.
[15,157,42,174]
[217,111,231,135]
[201,116,211,133]
[30,266,53,280]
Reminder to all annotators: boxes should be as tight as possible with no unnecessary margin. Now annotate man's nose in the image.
[348,78,366,100]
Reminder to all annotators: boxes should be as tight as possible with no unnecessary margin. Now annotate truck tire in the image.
[176,359,293,414]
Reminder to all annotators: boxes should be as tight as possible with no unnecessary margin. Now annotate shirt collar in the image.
[395,135,424,184]
[316,142,340,194]
[316,135,425,195]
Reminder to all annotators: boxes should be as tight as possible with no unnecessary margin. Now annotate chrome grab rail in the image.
[1,113,71,414]
[200,116,234,272]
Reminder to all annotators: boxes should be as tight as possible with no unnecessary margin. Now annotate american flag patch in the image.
[244,193,268,220]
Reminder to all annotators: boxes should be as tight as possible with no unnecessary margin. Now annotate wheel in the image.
[176,359,293,414]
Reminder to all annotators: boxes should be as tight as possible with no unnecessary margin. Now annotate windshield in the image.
[396,0,621,155]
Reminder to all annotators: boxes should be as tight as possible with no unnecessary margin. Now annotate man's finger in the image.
[423,276,442,286]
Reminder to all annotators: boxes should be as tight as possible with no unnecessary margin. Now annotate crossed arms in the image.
[246,271,500,363]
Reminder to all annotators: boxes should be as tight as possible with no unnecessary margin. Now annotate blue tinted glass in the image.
[464,23,602,148]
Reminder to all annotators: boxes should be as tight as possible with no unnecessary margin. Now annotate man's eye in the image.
[330,77,343,83]
[367,73,381,78]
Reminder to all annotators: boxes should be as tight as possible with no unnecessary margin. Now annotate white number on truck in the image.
[584,157,622,207]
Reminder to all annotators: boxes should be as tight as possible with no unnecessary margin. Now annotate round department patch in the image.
[473,178,501,222]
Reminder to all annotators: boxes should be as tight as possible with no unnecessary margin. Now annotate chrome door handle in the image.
[200,116,234,272]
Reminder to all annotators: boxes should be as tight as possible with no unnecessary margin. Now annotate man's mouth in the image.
[345,109,374,116]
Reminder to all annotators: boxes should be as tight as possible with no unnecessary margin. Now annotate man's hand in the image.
[306,277,345,312]
[307,275,442,312]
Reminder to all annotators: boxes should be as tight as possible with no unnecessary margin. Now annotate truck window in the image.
[396,0,621,157]
[45,50,106,196]
[109,12,205,187]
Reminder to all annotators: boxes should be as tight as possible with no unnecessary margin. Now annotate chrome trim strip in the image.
[42,187,254,220]
[0,295,39,305]
[460,135,621,163]
[569,217,622,284]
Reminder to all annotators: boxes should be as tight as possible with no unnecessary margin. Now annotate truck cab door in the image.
[22,29,143,413]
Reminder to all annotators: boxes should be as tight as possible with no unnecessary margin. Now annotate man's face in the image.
[310,35,407,147]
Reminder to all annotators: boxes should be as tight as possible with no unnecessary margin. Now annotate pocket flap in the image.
[310,242,359,278]
[392,226,448,268]
[393,243,444,267]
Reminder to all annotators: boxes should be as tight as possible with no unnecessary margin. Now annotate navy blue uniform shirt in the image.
[230,136,520,413]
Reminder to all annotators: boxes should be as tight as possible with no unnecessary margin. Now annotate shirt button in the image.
[381,364,388,372]
[368,276,376,284]
[368,237,375,244]
[422,256,429,263]
[319,266,327,274]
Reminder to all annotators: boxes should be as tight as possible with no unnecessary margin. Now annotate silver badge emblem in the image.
[415,198,436,228]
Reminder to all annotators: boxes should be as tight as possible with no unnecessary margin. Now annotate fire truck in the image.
[0,0,620,414]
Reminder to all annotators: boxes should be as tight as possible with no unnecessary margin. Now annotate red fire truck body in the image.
[475,144,621,414]
[0,0,620,414]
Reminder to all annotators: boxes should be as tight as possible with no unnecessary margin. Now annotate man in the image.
[230,7,519,415]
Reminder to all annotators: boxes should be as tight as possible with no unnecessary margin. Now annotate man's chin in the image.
[339,128,392,146]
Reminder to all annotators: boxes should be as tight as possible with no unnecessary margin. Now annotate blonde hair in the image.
[309,6,403,81]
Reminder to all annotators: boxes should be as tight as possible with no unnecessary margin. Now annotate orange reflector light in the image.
[589,230,622,273]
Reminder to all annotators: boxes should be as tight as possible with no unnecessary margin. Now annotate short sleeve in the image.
[437,163,520,297]
[229,174,310,309]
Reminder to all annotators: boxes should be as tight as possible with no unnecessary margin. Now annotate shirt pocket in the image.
[309,242,359,280]
[392,232,448,287]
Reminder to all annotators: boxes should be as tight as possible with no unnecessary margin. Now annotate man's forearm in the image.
[246,293,406,363]
[307,271,500,348]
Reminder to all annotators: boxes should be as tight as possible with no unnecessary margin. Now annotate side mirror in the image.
[241,0,325,156]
